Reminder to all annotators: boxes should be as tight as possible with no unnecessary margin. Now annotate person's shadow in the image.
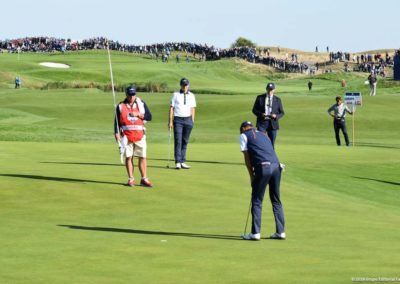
[58,225,242,241]
[352,176,400,186]
[0,174,122,186]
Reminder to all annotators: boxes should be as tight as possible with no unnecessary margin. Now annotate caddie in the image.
[114,86,153,187]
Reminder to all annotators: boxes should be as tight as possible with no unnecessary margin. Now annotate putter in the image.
[166,127,172,168]
[243,198,252,236]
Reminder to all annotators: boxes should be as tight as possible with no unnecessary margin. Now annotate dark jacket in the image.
[368,74,377,84]
[252,94,284,130]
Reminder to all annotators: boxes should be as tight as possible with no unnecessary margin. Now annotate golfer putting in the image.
[239,121,286,240]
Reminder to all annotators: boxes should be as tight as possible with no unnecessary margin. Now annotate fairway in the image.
[1,51,400,284]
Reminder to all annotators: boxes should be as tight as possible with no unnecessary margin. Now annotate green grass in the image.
[1,51,278,93]
[0,51,400,284]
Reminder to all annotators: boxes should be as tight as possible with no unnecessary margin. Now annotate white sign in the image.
[344,92,362,106]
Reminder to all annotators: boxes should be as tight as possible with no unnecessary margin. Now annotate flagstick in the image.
[352,105,356,147]
[107,40,123,163]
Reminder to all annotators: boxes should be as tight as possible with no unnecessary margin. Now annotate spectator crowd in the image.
[1,37,397,76]
[0,37,310,74]
[327,50,394,77]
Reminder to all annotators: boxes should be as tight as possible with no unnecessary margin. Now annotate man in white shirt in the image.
[327,96,353,146]
[168,78,196,169]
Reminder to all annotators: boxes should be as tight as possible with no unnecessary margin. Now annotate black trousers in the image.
[173,117,193,163]
[257,121,277,148]
[334,119,349,146]
[251,163,285,234]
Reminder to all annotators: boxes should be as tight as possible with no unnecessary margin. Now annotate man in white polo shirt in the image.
[168,78,197,169]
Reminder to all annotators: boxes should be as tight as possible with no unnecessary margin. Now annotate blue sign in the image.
[344,92,362,106]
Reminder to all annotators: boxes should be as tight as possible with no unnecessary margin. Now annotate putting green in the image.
[0,51,399,283]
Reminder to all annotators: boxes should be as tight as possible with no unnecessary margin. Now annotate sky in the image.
[1,0,399,52]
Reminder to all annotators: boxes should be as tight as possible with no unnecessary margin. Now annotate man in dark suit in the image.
[252,83,285,148]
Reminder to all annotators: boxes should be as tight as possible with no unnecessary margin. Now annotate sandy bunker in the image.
[39,62,70,69]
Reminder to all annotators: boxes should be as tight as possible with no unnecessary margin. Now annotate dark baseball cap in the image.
[126,86,136,96]
[180,78,189,86]
[240,121,253,132]
[266,82,275,90]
